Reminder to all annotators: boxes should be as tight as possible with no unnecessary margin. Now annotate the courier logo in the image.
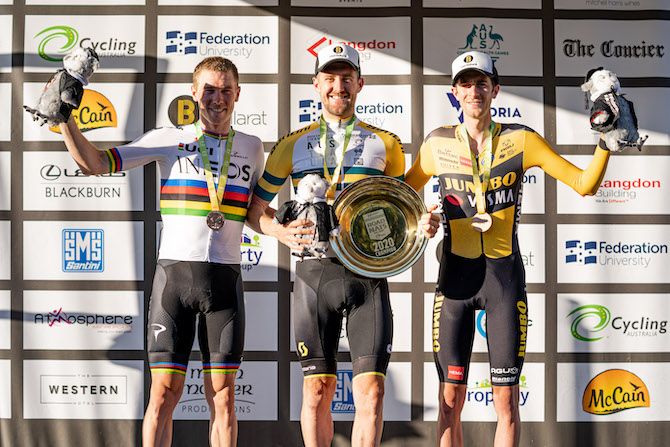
[49,89,117,134]
[582,369,650,415]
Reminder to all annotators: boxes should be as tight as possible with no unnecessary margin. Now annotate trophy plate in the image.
[330,176,428,278]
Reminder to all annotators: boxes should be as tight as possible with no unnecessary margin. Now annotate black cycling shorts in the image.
[432,252,527,386]
[293,258,393,378]
[147,260,244,376]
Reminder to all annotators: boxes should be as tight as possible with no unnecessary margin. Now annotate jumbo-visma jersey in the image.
[104,125,264,264]
[405,123,610,259]
[254,117,404,202]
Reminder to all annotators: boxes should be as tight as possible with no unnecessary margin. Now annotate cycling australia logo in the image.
[568,304,667,341]
[446,92,520,124]
[49,89,117,134]
[467,375,530,408]
[331,370,355,414]
[165,30,271,59]
[595,177,661,205]
[458,24,509,59]
[582,369,650,415]
[565,238,667,269]
[62,229,104,272]
[35,25,137,62]
[240,232,262,272]
[568,304,611,342]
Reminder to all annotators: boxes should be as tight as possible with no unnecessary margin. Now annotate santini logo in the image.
[332,370,355,414]
[582,369,650,415]
[62,229,104,272]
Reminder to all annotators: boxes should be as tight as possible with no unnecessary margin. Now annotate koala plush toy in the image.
[580,67,647,152]
[24,47,100,127]
[274,174,340,259]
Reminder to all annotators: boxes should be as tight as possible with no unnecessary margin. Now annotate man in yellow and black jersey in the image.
[405,51,611,447]
[248,44,438,447]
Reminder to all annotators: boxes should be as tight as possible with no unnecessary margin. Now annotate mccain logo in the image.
[49,89,117,134]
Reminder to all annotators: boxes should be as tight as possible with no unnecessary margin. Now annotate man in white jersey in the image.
[57,57,264,447]
[247,44,439,447]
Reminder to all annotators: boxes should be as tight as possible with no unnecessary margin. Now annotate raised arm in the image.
[59,117,109,175]
[523,130,610,197]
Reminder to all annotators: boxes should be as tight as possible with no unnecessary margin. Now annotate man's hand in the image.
[275,219,316,252]
[419,204,441,239]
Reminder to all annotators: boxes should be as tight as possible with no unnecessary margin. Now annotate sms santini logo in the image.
[582,369,650,415]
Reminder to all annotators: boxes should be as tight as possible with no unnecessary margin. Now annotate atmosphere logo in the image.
[582,369,650,415]
[565,240,598,265]
[568,304,611,342]
[165,30,270,58]
[62,229,104,272]
[446,92,521,123]
[35,25,137,62]
[458,24,509,59]
[332,370,355,414]
[34,307,134,330]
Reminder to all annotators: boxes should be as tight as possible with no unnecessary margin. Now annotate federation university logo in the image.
[165,31,198,54]
[63,229,104,272]
[332,370,355,413]
[298,99,322,123]
[565,240,598,265]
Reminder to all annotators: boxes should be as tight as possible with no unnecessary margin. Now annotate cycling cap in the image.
[451,51,498,85]
[315,43,361,75]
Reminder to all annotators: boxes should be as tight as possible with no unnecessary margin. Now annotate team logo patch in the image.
[447,365,465,381]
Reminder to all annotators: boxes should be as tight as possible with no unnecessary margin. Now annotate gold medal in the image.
[471,212,492,233]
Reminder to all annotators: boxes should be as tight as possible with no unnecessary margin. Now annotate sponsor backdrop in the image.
[1,1,668,446]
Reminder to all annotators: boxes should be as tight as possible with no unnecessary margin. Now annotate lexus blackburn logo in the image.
[35,25,137,62]
[568,304,611,342]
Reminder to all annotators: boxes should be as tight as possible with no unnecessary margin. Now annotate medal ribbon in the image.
[319,115,357,201]
[194,121,235,215]
[458,121,497,214]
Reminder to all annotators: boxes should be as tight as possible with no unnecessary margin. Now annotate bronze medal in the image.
[206,210,225,230]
